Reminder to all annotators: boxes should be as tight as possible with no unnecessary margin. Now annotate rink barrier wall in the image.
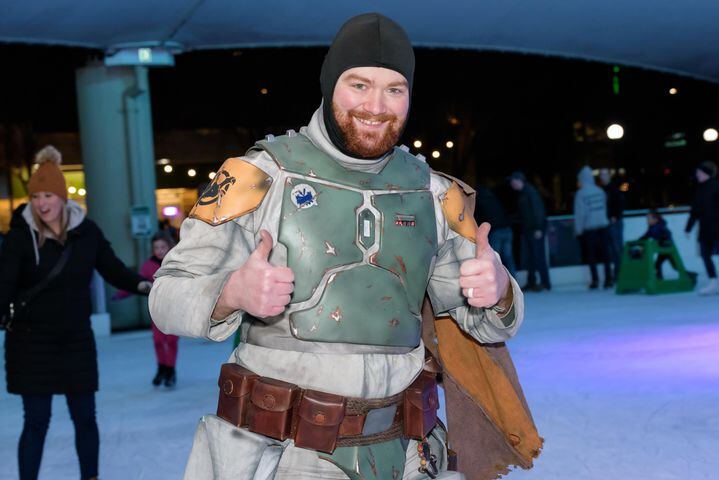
[514,208,704,288]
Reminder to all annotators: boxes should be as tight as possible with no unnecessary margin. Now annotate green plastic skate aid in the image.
[615,239,695,294]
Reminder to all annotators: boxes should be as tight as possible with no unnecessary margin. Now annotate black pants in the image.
[523,229,551,287]
[583,228,612,284]
[699,239,718,278]
[655,253,677,279]
[19,393,99,480]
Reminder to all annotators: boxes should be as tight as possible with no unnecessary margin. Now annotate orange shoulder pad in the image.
[440,181,478,242]
[190,157,272,226]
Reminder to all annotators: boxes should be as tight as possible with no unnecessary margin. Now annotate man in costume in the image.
[150,13,541,479]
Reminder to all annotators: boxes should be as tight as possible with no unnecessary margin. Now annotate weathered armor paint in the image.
[319,439,408,480]
[255,135,437,347]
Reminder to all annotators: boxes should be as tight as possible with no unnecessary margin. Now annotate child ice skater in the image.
[638,209,676,279]
[115,232,179,387]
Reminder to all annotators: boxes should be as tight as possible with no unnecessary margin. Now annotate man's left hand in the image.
[459,223,511,309]
[138,280,153,295]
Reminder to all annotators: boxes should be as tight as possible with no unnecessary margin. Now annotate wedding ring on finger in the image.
[467,287,474,298]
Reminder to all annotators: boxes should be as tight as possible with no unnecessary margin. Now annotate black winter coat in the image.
[1,204,144,395]
[474,187,511,230]
[685,178,719,242]
[640,218,672,243]
[516,184,547,232]
[602,181,626,220]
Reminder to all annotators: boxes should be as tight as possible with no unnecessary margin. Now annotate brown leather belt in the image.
[216,363,438,454]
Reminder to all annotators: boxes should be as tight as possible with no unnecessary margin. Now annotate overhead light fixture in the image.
[104,45,177,67]
[703,128,718,142]
[163,165,173,173]
[431,150,440,159]
[188,169,197,177]
[669,87,678,95]
[158,158,170,165]
[68,186,77,194]
[607,124,624,140]
[413,140,422,148]
[445,141,454,149]
[162,206,179,217]
[208,172,216,180]
[78,188,87,196]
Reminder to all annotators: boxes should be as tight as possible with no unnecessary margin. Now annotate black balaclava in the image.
[320,13,415,158]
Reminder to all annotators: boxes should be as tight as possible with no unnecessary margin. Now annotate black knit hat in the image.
[320,13,415,158]
[698,161,718,178]
[507,171,527,182]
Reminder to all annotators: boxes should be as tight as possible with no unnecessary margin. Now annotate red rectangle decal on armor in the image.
[394,214,416,227]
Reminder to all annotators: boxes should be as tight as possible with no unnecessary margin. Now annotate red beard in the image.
[332,104,404,158]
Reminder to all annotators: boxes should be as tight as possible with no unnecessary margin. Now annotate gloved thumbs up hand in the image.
[213,229,295,320]
[459,222,511,309]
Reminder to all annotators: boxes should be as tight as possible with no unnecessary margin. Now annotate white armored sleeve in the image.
[426,172,525,344]
[149,150,282,340]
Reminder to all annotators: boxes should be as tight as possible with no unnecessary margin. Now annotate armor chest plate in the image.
[259,136,437,348]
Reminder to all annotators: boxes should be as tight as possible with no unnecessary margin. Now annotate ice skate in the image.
[698,278,719,295]
[164,367,176,388]
[152,365,165,387]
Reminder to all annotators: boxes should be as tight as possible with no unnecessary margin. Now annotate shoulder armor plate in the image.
[441,180,478,242]
[189,157,271,225]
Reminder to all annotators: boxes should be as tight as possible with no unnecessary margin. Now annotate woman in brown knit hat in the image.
[26,146,70,245]
[1,145,151,480]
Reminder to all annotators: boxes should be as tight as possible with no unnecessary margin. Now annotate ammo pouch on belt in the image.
[248,377,300,441]
[217,363,259,428]
[216,363,439,453]
[294,389,347,454]
[403,370,439,440]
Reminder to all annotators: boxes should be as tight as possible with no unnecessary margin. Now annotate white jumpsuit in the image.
[149,107,525,479]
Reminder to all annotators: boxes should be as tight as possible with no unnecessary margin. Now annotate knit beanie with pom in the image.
[27,145,67,201]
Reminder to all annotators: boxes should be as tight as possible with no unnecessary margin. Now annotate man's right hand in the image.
[212,229,294,320]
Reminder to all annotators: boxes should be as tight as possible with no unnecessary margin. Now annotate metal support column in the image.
[76,64,158,329]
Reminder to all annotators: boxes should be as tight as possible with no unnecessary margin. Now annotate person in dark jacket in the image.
[639,209,677,279]
[509,171,551,291]
[685,160,719,295]
[599,168,625,278]
[0,146,150,480]
[474,185,516,276]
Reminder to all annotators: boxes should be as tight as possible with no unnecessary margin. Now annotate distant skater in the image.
[115,232,179,387]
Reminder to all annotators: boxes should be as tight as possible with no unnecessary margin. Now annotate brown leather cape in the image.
[426,174,543,479]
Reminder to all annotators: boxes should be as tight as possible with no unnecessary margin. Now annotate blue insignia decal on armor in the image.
[290,184,318,209]
[295,189,313,206]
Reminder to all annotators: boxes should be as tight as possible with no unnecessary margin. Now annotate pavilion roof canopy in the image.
[2,1,718,82]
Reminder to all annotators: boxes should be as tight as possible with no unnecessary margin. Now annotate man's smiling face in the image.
[332,66,410,158]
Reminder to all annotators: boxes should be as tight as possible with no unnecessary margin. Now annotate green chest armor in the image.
[257,135,438,348]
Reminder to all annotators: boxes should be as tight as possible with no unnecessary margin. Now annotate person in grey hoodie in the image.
[574,166,612,289]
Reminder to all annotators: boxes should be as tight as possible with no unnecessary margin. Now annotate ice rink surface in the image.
[1,287,717,479]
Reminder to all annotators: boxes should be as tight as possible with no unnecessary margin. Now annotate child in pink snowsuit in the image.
[116,232,179,387]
